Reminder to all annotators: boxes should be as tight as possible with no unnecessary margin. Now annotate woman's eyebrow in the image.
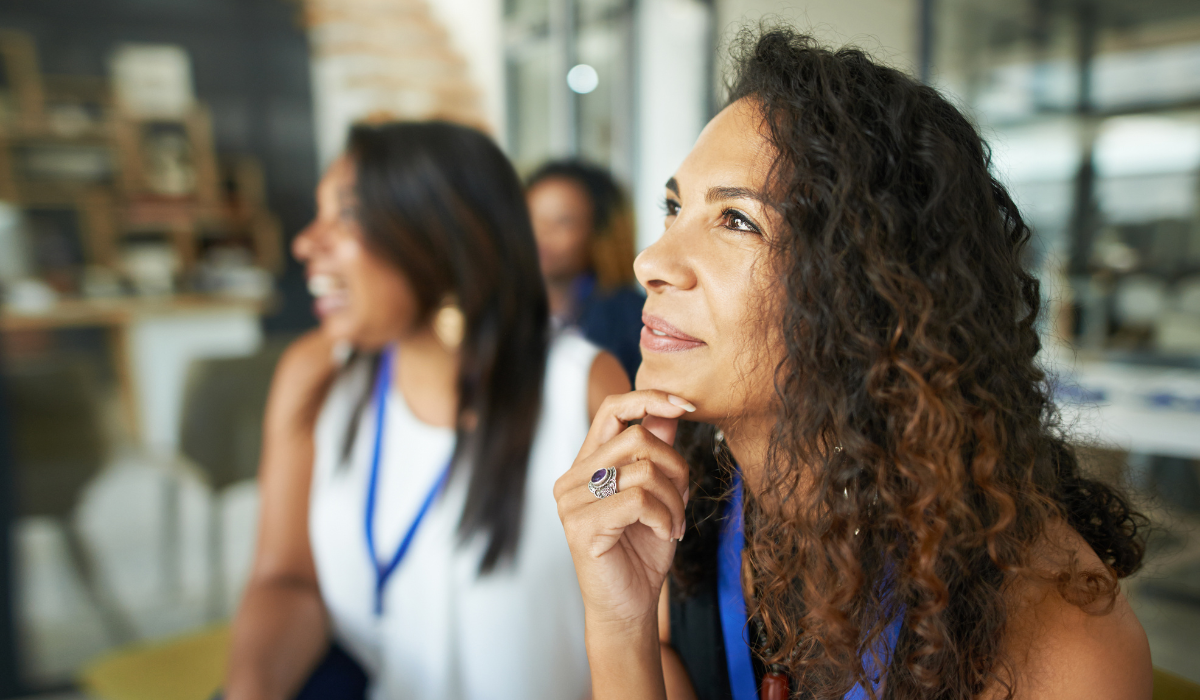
[706,185,770,206]
[666,178,772,209]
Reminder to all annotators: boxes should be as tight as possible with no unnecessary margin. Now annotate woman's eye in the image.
[724,209,761,234]
[663,198,681,217]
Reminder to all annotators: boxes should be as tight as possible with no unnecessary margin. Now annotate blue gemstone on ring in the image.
[591,468,608,484]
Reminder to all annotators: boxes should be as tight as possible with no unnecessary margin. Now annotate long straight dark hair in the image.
[346,120,549,574]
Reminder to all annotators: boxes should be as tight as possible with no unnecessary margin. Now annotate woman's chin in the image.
[317,316,366,348]
[633,366,659,392]
[635,365,689,399]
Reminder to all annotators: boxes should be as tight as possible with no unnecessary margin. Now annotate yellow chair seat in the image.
[78,632,1197,700]
[1156,667,1200,700]
[79,624,230,700]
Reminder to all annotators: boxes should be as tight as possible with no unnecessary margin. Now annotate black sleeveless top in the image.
[668,421,767,700]
[668,552,768,700]
[668,546,905,700]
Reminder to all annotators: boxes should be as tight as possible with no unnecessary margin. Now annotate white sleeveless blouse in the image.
[309,332,598,700]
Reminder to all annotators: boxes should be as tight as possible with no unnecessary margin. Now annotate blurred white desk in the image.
[1055,358,1200,459]
[2,295,266,451]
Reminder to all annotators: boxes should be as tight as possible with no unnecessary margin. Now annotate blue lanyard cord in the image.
[843,613,904,700]
[717,470,904,700]
[718,472,758,700]
[364,347,453,616]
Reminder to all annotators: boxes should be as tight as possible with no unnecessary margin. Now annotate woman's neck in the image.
[721,418,774,495]
[393,326,459,428]
[545,276,576,318]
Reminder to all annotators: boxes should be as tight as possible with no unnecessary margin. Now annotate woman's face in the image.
[292,156,420,349]
[634,98,783,426]
[527,177,593,283]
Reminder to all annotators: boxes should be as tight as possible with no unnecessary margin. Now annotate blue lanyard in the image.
[364,347,452,616]
[717,471,758,700]
[717,470,904,700]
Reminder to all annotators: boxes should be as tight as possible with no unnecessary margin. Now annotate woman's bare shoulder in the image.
[587,350,631,421]
[983,520,1152,700]
[275,330,338,377]
[264,330,342,433]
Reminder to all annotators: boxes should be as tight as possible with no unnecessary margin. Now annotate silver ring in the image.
[588,467,618,499]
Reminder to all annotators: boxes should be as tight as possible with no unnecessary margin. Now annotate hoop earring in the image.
[433,298,464,350]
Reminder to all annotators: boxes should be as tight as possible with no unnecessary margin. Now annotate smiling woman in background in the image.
[527,161,645,382]
[224,121,627,700]
[554,29,1152,700]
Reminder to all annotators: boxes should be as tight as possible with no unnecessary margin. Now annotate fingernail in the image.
[667,394,696,412]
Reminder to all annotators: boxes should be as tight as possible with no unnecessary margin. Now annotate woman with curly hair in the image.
[554,28,1151,700]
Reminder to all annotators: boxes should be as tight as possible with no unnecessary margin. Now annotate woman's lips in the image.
[313,293,347,318]
[640,313,705,353]
[308,273,347,318]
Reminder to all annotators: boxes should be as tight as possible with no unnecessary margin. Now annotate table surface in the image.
[1050,350,1200,459]
[1,295,268,331]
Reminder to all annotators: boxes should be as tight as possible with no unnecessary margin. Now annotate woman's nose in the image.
[634,223,696,294]
[292,221,318,262]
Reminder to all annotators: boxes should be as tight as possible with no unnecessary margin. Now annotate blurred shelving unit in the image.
[0,28,291,693]
[0,0,323,685]
[0,31,285,445]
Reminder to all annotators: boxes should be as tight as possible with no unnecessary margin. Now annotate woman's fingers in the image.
[580,390,695,459]
[588,425,690,500]
[557,459,687,541]
[554,423,691,503]
[641,414,679,450]
[563,485,679,557]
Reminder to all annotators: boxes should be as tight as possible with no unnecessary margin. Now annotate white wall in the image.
[715,0,919,75]
[427,0,506,143]
[307,0,505,170]
[634,0,713,252]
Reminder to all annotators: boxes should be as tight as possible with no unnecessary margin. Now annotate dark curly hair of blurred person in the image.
[670,28,1146,700]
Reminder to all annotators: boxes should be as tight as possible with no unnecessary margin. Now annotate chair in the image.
[176,336,290,617]
[1155,667,1200,700]
[78,623,229,700]
[5,358,106,519]
[178,336,291,492]
[3,357,137,653]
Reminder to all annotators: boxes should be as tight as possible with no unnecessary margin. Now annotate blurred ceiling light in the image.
[1094,116,1200,178]
[567,64,599,94]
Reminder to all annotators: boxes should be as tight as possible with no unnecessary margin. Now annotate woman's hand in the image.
[554,390,694,635]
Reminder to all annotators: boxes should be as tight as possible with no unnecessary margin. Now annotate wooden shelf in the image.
[1,294,270,332]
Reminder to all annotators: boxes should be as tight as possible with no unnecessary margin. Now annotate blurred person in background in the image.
[554,28,1152,700]
[527,161,644,382]
[225,121,628,700]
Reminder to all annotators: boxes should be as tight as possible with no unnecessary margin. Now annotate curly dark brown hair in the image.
[672,28,1146,700]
